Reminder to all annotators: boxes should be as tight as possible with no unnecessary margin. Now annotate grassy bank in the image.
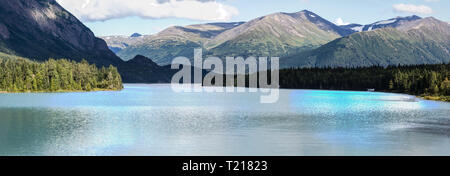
[421,95,450,102]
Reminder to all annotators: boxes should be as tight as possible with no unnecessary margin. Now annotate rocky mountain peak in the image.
[396,17,450,38]
[0,0,122,66]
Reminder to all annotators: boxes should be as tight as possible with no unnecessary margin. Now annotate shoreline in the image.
[2,84,449,103]
[128,84,450,103]
[0,88,123,94]
[276,86,450,102]
[420,95,450,102]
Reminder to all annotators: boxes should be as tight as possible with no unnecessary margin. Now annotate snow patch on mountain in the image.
[351,26,364,32]
[374,19,397,25]
[341,15,422,33]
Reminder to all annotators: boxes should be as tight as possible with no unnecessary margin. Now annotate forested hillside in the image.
[0,52,123,92]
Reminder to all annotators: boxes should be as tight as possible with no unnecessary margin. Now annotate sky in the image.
[55,0,450,36]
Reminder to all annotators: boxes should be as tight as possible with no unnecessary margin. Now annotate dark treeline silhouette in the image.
[0,57,123,92]
[278,64,450,100]
[212,64,450,100]
[216,64,450,101]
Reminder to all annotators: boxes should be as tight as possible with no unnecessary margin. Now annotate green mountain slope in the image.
[284,17,450,68]
[116,22,244,65]
[207,10,352,58]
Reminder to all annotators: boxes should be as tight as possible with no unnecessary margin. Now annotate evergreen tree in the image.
[0,54,123,92]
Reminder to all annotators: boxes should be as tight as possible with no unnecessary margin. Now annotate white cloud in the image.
[393,4,433,14]
[334,18,350,26]
[56,0,239,22]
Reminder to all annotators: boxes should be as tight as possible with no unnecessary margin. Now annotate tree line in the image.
[278,64,450,100]
[212,63,450,101]
[0,57,123,92]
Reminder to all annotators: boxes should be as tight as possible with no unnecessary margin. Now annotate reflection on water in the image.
[0,84,449,156]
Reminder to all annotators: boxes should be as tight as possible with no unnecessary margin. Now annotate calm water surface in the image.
[0,84,449,156]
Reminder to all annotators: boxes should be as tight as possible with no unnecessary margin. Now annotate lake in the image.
[0,84,449,156]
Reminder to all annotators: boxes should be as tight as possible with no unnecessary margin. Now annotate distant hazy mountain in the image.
[130,33,142,38]
[284,17,450,68]
[0,0,122,66]
[112,22,244,65]
[101,35,145,53]
[340,15,421,32]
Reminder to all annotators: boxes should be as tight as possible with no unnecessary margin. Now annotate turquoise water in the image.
[0,84,449,156]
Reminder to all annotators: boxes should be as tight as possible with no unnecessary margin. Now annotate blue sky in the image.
[56,0,450,36]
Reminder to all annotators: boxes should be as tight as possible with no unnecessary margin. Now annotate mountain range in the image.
[104,10,450,69]
[105,22,245,65]
[108,10,356,65]
[1,0,449,84]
